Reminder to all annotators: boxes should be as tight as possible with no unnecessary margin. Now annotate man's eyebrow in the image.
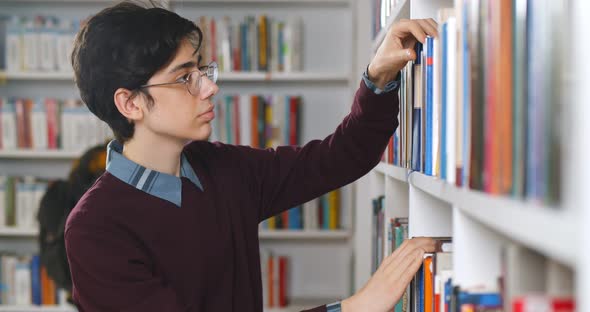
[168,61,198,74]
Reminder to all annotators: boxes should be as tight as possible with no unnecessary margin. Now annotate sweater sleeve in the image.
[226,79,399,222]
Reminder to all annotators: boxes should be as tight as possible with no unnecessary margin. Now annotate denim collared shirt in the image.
[105,140,203,207]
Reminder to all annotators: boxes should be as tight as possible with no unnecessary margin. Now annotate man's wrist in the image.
[367,63,397,90]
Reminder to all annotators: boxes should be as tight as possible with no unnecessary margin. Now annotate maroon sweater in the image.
[65,81,399,312]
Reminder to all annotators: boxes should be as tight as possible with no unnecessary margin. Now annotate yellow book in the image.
[267,216,276,230]
[258,15,268,71]
[265,102,273,148]
[328,190,339,229]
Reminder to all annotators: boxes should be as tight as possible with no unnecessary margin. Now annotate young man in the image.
[65,2,439,311]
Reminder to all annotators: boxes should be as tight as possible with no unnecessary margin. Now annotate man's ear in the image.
[113,88,144,122]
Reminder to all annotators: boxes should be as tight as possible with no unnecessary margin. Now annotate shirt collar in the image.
[105,140,203,207]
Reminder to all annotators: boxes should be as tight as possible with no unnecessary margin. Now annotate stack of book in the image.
[0,97,112,152]
[0,254,67,306]
[384,0,566,205]
[196,15,302,73]
[0,15,78,73]
[0,176,47,229]
[261,250,290,309]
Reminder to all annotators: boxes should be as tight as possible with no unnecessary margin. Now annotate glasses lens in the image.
[188,71,200,95]
[208,62,218,83]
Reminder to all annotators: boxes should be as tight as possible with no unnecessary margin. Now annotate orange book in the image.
[498,0,513,194]
[41,266,56,305]
[424,256,434,312]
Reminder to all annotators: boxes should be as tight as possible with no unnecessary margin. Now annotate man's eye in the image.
[177,73,190,83]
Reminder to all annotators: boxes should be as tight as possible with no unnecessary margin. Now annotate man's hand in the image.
[341,237,440,312]
[368,19,439,89]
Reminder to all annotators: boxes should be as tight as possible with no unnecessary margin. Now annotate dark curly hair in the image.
[71,1,203,143]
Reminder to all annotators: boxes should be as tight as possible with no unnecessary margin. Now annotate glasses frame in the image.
[138,61,218,96]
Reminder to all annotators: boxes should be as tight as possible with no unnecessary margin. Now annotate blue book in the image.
[461,2,471,187]
[288,206,301,229]
[322,195,329,230]
[284,96,291,145]
[425,36,434,176]
[441,23,448,180]
[412,108,422,171]
[444,278,453,312]
[31,255,41,305]
[458,292,502,308]
[417,263,424,312]
[225,96,233,144]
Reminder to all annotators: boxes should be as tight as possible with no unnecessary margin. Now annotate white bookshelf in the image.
[0,228,351,240]
[259,230,350,240]
[354,0,585,310]
[0,71,350,83]
[0,150,83,160]
[371,0,410,53]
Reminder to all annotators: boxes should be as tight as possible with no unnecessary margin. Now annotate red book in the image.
[289,97,299,145]
[278,256,288,307]
[513,296,575,312]
[210,18,217,63]
[45,99,59,149]
[251,96,259,148]
[15,99,26,148]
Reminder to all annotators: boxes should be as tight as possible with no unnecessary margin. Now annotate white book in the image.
[239,95,251,146]
[40,17,57,71]
[446,17,458,184]
[15,178,35,228]
[6,17,21,72]
[2,255,18,305]
[33,182,47,228]
[1,99,17,150]
[31,99,48,150]
[432,37,441,177]
[23,18,40,71]
[259,249,269,307]
[56,19,72,72]
[283,21,293,72]
[15,258,32,305]
[270,19,279,73]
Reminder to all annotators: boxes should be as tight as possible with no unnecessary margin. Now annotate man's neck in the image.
[122,130,185,177]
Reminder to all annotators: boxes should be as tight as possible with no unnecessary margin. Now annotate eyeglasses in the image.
[139,61,218,96]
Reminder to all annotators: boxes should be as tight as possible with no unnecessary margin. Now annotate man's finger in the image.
[399,20,427,44]
[417,19,438,38]
[425,18,439,35]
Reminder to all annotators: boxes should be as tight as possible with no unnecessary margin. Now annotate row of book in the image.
[370,195,575,311]
[196,15,302,73]
[210,94,302,149]
[0,254,67,305]
[0,176,47,229]
[387,1,565,204]
[261,251,290,308]
[371,195,408,273]
[372,0,405,38]
[260,189,342,231]
[0,15,78,73]
[0,97,112,151]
